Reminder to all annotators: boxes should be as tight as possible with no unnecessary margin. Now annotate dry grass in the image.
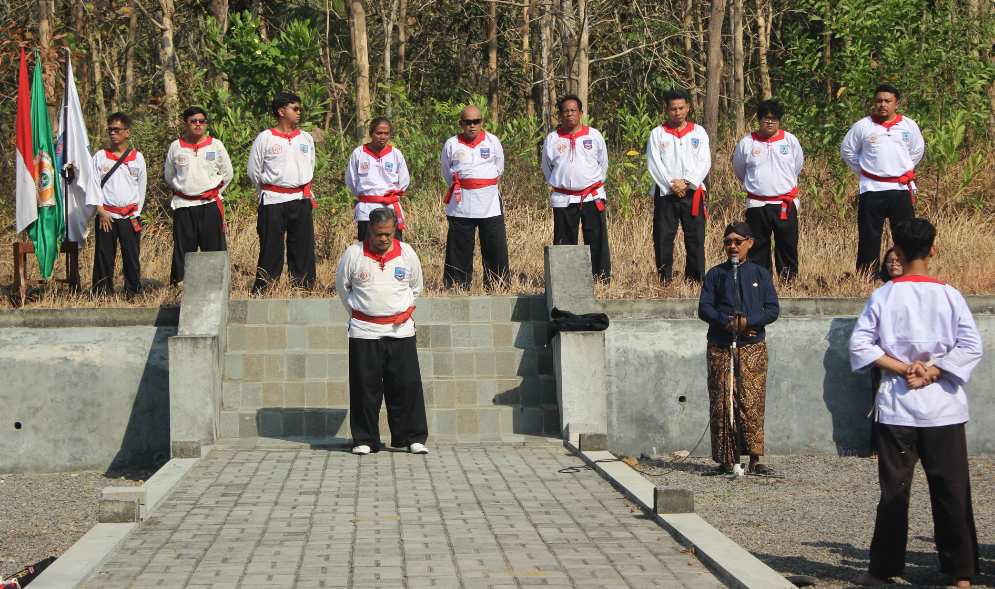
[2,148,993,309]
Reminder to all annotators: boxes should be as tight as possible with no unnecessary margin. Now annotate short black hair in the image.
[368,206,397,228]
[558,94,582,113]
[756,100,785,120]
[892,218,935,261]
[271,92,302,117]
[182,106,207,122]
[107,112,132,128]
[874,84,901,101]
[368,117,393,136]
[664,89,690,107]
[879,247,896,283]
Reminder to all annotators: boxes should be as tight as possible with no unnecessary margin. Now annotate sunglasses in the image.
[187,118,207,124]
[107,127,129,134]
[461,118,483,125]
[723,238,748,246]
[285,106,302,112]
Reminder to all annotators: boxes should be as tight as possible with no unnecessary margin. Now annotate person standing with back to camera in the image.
[346,117,411,242]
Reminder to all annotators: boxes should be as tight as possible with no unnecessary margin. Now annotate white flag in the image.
[57,57,95,243]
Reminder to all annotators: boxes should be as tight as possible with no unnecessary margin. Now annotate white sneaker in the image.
[409,443,428,454]
[351,445,371,455]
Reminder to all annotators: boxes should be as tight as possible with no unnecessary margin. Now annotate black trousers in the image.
[443,215,510,290]
[170,204,227,286]
[857,189,915,274]
[653,192,705,283]
[93,217,141,298]
[745,202,799,280]
[553,202,611,280]
[349,336,428,449]
[869,423,978,580]
[253,200,316,292]
[356,221,402,243]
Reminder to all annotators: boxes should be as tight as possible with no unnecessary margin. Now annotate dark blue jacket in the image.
[698,259,779,345]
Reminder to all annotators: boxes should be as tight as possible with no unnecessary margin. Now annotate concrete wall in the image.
[600,297,995,458]
[0,309,177,474]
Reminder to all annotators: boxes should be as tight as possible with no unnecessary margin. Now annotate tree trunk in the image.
[487,0,499,123]
[560,0,578,95]
[756,0,771,100]
[158,0,179,121]
[109,37,121,112]
[88,25,107,131]
[732,0,745,137]
[382,0,399,112]
[209,0,229,90]
[398,0,407,88]
[683,0,701,112]
[350,0,372,142]
[125,0,137,105]
[540,0,552,130]
[576,0,589,114]
[704,0,727,140]
[38,0,56,108]
[823,7,832,100]
[530,8,542,119]
[251,0,268,40]
[522,4,534,118]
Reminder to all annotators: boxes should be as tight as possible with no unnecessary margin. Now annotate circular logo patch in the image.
[101,164,112,174]
[752,147,763,156]
[360,162,370,172]
[358,269,370,282]
[662,141,670,149]
[456,150,467,159]
[272,145,283,154]
[177,154,188,165]
[869,133,879,143]
[557,142,568,153]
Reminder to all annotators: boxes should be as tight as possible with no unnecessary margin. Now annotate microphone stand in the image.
[730,257,747,474]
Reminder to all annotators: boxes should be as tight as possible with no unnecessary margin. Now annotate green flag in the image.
[28,51,65,279]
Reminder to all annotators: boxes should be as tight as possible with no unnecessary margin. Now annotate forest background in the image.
[0,0,993,306]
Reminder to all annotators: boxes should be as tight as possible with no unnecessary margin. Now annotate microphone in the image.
[730,255,739,278]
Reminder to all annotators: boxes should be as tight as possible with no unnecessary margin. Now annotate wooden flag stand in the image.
[11,240,81,307]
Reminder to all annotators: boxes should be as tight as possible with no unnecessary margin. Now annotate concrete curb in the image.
[28,451,207,589]
[564,441,796,589]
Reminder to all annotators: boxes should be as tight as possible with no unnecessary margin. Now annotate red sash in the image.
[861,169,917,202]
[175,183,227,232]
[358,190,406,229]
[554,181,605,211]
[261,182,317,209]
[445,174,499,204]
[351,306,416,325]
[103,204,141,232]
[747,187,799,220]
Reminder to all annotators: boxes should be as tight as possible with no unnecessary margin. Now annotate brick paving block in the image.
[450,298,471,322]
[328,352,348,377]
[265,326,287,349]
[451,324,472,347]
[434,351,455,377]
[245,326,266,351]
[246,299,268,324]
[284,382,305,407]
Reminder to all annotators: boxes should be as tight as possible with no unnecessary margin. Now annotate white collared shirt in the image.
[164,137,234,210]
[840,115,925,193]
[733,130,804,209]
[440,131,505,218]
[246,128,316,205]
[541,126,608,207]
[85,149,147,219]
[336,240,423,340]
[345,144,411,222]
[646,122,711,195]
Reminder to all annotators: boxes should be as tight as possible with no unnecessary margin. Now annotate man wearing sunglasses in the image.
[698,222,779,475]
[440,105,509,290]
[247,92,317,292]
[164,106,234,286]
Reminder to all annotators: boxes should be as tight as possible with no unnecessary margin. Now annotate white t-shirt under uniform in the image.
[164,136,234,210]
[246,128,316,205]
[345,145,411,226]
[646,122,711,196]
[733,130,804,212]
[440,131,505,219]
[840,114,925,194]
[85,149,147,219]
[336,240,424,340]
[849,276,983,427]
[541,126,608,208]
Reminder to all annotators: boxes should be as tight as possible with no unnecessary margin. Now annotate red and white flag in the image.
[15,47,38,235]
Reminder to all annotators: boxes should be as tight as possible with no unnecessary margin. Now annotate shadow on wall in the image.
[255,407,348,443]
[822,317,874,457]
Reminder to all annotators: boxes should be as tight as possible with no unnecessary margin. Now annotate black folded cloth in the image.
[547,307,610,340]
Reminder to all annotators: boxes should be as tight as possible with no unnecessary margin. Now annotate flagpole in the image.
[62,48,70,242]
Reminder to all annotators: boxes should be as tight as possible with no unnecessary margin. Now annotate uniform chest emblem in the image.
[456,149,467,159]
[205,152,216,161]
[358,269,370,282]
[394,267,407,281]
[100,164,112,174]
[360,162,370,172]
[557,142,567,153]
[272,144,283,154]
[869,133,879,143]
[583,139,593,150]
[662,141,671,149]
[902,132,910,142]
[129,165,140,177]
[299,144,309,153]
[691,138,700,149]
[779,145,789,155]
[384,161,394,173]
[177,154,188,165]
[752,147,763,156]
[480,147,490,159]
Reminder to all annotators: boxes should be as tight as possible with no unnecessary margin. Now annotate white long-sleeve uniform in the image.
[345,145,410,224]
[164,137,234,209]
[849,276,983,427]
[646,122,711,195]
[541,126,608,207]
[732,130,805,210]
[840,114,925,193]
[336,240,424,340]
[246,128,316,205]
[85,149,147,219]
[440,131,505,218]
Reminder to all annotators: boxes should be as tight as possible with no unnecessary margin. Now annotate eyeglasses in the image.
[107,127,129,134]
[461,118,483,125]
[285,106,302,112]
[886,258,902,266]
[723,238,748,246]
[187,118,207,124]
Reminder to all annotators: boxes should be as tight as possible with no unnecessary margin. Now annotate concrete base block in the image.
[553,331,607,439]
[564,423,598,442]
[171,441,201,459]
[98,499,139,523]
[654,487,695,514]
[578,432,608,451]
[543,246,596,316]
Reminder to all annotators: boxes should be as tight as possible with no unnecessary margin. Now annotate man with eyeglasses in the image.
[542,94,611,280]
[165,106,234,286]
[733,100,804,280]
[85,112,147,299]
[698,222,779,475]
[247,92,317,292]
[841,84,924,276]
[440,105,509,290]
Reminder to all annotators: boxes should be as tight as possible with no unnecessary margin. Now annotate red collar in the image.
[556,126,590,139]
[179,136,213,151]
[363,144,394,159]
[458,130,487,148]
[872,114,903,130]
[663,121,695,139]
[751,130,785,143]
[892,274,945,285]
[104,149,138,163]
[362,239,403,268]
[269,128,302,140]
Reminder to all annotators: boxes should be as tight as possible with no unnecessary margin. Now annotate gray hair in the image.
[369,206,397,227]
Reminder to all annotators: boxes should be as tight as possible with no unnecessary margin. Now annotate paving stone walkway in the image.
[82,445,726,589]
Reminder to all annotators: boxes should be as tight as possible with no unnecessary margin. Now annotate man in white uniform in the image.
[440,105,508,289]
[164,106,234,285]
[85,112,146,299]
[841,84,924,275]
[646,89,711,283]
[542,94,611,280]
[247,92,317,291]
[336,207,429,456]
[850,218,982,588]
[733,100,804,280]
